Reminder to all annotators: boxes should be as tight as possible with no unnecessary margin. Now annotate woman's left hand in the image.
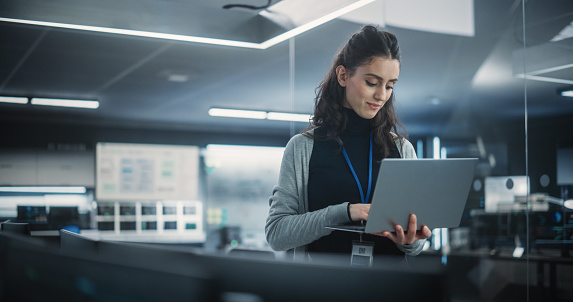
[375,213,432,245]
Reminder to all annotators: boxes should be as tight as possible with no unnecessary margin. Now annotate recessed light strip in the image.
[209,108,311,122]
[0,96,28,104]
[515,74,573,85]
[208,108,267,119]
[0,186,87,193]
[0,17,264,49]
[0,1,373,50]
[267,112,311,122]
[561,90,573,97]
[31,98,100,109]
[527,63,573,76]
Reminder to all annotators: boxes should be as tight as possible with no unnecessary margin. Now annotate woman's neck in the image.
[343,107,371,135]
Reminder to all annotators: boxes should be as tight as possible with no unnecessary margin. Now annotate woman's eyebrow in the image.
[364,73,398,82]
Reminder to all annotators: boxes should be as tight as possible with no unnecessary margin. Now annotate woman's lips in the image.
[367,102,381,110]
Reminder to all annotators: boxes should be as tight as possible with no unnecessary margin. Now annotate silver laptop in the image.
[326,158,478,234]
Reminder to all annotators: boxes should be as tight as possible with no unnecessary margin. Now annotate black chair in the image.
[0,220,30,236]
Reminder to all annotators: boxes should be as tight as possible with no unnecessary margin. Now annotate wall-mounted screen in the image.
[96,143,199,201]
[484,176,529,213]
[557,147,573,185]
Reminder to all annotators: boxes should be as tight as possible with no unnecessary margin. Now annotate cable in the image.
[223,0,272,10]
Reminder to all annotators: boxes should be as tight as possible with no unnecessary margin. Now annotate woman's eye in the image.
[366,81,377,87]
[386,86,394,90]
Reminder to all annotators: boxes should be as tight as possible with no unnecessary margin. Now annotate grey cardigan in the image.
[265,132,426,261]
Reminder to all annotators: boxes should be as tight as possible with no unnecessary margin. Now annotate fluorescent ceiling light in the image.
[561,90,573,97]
[512,246,524,258]
[31,98,99,109]
[512,41,573,86]
[0,17,263,49]
[0,96,28,104]
[515,74,573,85]
[167,74,189,82]
[206,144,285,153]
[0,1,374,49]
[209,108,267,119]
[209,108,311,122]
[0,186,87,193]
[267,112,311,122]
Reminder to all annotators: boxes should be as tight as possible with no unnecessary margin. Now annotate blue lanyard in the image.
[340,132,373,204]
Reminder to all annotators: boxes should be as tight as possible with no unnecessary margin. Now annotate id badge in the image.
[351,240,374,267]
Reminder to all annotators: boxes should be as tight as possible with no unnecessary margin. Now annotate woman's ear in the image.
[335,65,347,87]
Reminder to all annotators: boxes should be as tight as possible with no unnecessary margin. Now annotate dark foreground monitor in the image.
[3,231,447,302]
[0,232,217,302]
[97,241,447,302]
[0,221,30,235]
[60,229,99,257]
[199,251,447,302]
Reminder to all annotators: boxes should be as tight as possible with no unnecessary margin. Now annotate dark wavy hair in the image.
[304,25,406,157]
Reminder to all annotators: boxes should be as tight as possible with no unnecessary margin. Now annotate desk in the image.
[79,229,206,243]
[419,249,573,301]
[28,228,205,244]
[30,230,60,236]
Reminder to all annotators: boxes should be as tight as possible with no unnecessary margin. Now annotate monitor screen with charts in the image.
[95,142,200,201]
[326,158,478,234]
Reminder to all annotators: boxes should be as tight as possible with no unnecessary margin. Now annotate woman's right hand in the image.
[348,203,370,221]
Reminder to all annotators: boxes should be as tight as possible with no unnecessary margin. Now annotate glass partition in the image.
[524,0,573,300]
[201,41,291,251]
[288,1,558,300]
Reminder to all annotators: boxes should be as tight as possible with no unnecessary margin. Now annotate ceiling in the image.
[1,0,572,141]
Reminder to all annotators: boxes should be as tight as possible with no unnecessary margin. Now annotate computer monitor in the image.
[0,221,30,236]
[17,206,48,224]
[557,147,573,185]
[0,232,217,302]
[195,252,446,302]
[48,206,79,229]
[59,229,99,257]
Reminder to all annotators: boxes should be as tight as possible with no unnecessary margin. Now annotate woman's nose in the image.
[374,86,386,101]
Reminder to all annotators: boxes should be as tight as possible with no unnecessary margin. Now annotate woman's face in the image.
[336,56,400,120]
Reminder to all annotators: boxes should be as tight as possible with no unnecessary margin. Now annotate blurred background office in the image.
[1,0,573,301]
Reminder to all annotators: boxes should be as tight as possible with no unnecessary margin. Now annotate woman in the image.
[265,25,431,261]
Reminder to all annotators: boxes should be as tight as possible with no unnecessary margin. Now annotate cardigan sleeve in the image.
[395,135,417,159]
[265,134,351,252]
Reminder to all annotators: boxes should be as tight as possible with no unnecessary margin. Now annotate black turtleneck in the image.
[307,108,403,256]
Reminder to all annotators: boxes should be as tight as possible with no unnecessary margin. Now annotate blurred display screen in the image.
[557,147,573,185]
[17,206,48,223]
[484,176,529,213]
[96,143,199,201]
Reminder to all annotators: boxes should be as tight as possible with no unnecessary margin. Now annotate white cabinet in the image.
[0,149,94,187]
[37,151,94,186]
[0,151,38,185]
